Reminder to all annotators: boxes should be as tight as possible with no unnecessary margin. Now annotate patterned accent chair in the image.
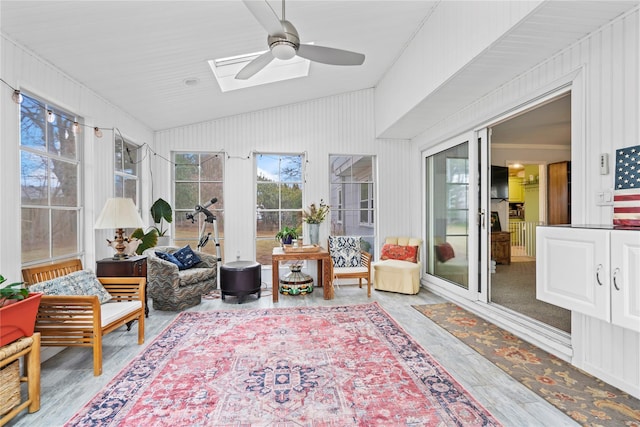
[328,236,372,297]
[143,246,217,311]
[373,237,422,295]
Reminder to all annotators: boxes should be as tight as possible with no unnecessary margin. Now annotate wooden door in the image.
[547,161,571,224]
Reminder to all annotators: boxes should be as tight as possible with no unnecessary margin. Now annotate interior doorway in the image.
[488,93,572,333]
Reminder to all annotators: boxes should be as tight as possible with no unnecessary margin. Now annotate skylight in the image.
[208,50,310,92]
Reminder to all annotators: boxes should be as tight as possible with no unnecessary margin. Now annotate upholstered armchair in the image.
[328,236,372,297]
[373,237,422,294]
[143,245,217,311]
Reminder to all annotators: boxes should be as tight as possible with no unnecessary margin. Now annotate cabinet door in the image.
[508,177,523,202]
[536,227,610,321]
[611,230,640,331]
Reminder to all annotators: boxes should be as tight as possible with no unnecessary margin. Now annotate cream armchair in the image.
[373,237,422,294]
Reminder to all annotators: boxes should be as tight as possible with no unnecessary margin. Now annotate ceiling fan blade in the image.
[235,50,275,80]
[242,0,285,37]
[297,44,365,66]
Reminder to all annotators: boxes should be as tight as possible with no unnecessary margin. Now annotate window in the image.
[425,142,469,288]
[173,152,224,256]
[329,155,376,255]
[20,93,82,264]
[114,133,139,206]
[256,154,303,265]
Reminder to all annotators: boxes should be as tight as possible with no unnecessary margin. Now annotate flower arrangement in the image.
[302,200,330,224]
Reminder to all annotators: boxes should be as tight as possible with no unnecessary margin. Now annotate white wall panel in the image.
[375,1,542,136]
[411,8,639,399]
[154,89,414,265]
[0,35,153,279]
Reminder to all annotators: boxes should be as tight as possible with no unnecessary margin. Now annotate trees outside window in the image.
[20,94,82,265]
[256,154,303,265]
[114,134,139,206]
[329,155,376,254]
[173,152,224,256]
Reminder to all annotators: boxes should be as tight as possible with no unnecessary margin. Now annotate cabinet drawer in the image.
[96,256,147,277]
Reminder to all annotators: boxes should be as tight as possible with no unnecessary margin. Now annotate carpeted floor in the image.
[65,303,502,426]
[414,302,640,427]
[491,260,571,333]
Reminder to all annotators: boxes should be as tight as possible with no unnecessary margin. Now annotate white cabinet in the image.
[611,230,640,330]
[537,226,640,331]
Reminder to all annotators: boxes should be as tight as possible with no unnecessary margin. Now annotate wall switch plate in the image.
[600,153,609,175]
[595,190,614,206]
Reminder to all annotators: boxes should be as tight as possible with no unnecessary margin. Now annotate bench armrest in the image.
[98,277,145,302]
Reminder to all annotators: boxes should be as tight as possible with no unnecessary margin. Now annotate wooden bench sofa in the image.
[22,259,145,376]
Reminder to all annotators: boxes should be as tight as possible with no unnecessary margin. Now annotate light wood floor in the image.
[8,284,579,427]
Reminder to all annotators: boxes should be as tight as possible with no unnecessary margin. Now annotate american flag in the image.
[613,145,640,226]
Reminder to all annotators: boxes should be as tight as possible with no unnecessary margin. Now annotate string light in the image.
[12,89,23,104]
[0,77,234,168]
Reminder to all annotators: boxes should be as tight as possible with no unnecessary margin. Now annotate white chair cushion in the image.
[334,266,369,275]
[101,301,142,327]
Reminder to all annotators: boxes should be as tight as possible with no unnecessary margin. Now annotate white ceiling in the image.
[1,0,437,131]
[1,1,636,139]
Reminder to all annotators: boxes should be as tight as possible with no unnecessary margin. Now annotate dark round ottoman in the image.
[220,261,261,303]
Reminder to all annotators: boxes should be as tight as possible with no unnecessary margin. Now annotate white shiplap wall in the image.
[410,8,640,398]
[0,35,154,279]
[154,89,414,272]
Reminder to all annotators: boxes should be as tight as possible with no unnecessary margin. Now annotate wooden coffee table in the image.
[271,247,333,302]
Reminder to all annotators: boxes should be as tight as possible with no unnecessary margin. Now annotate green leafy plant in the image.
[275,226,299,243]
[0,275,28,306]
[130,228,159,255]
[150,198,173,236]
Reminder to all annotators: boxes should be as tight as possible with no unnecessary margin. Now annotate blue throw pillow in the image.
[155,251,185,270]
[173,245,201,269]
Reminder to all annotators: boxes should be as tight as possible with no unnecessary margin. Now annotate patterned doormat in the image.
[66,303,502,426]
[414,303,640,427]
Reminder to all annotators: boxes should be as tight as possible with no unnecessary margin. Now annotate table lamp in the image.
[95,198,145,260]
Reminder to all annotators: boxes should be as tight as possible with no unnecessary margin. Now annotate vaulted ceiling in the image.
[1,1,436,131]
[1,1,636,139]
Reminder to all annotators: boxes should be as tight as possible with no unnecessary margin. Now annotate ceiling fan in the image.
[236,0,366,80]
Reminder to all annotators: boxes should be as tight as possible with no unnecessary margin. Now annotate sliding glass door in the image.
[424,132,480,298]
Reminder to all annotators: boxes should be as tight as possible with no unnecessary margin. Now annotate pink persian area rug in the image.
[66,303,502,426]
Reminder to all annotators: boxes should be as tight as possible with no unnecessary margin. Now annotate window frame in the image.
[172,151,225,256]
[19,92,83,266]
[114,133,140,207]
[329,155,376,253]
[255,153,305,266]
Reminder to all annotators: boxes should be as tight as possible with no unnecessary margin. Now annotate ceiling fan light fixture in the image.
[271,41,296,60]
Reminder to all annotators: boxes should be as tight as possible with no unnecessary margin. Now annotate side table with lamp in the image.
[94,197,149,319]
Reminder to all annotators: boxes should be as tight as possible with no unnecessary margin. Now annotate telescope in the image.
[186,198,217,222]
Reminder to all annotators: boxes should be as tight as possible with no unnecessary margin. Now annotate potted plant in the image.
[0,275,42,347]
[150,198,173,246]
[275,226,299,246]
[130,227,159,255]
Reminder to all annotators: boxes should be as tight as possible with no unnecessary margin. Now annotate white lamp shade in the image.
[95,198,145,229]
